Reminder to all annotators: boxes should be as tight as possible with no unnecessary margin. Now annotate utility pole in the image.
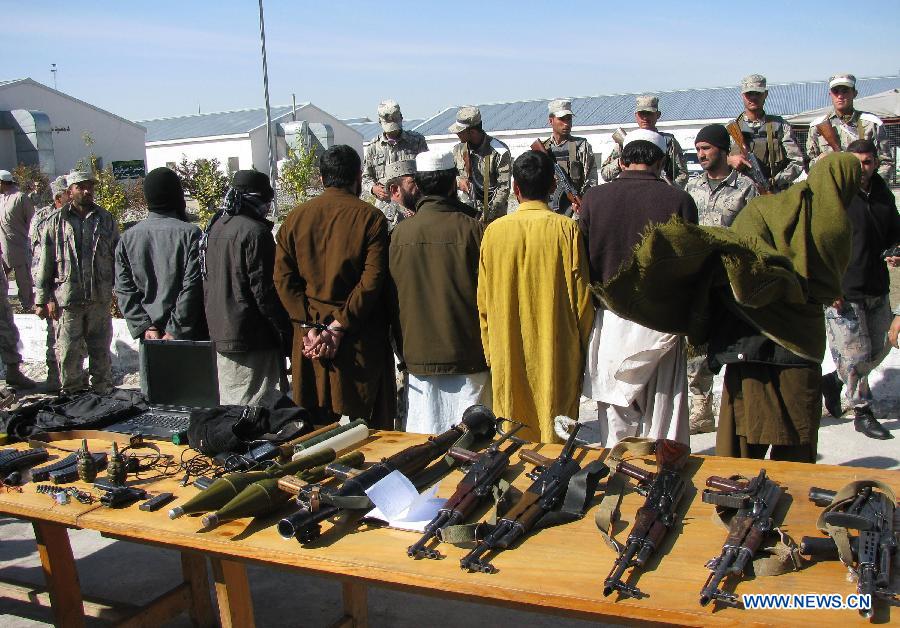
[258,0,277,213]
[50,63,57,89]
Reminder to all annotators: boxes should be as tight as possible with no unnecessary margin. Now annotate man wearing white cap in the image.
[450,106,511,223]
[362,100,428,212]
[29,175,71,390]
[806,73,894,178]
[579,131,698,448]
[0,170,35,312]
[600,95,688,187]
[727,74,804,192]
[389,150,489,434]
[33,170,119,394]
[536,98,597,216]
[379,159,420,232]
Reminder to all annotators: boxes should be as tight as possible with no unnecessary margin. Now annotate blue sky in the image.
[5,1,899,124]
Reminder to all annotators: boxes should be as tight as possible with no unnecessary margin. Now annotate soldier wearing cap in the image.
[685,124,758,434]
[28,175,72,390]
[362,100,428,212]
[389,150,488,434]
[537,98,597,216]
[806,73,894,179]
[450,106,512,223]
[0,169,36,312]
[726,74,804,192]
[33,170,120,393]
[601,95,688,188]
[379,159,420,232]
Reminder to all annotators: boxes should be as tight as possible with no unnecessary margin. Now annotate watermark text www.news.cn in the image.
[742,593,872,610]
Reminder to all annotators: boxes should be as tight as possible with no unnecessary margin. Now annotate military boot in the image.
[4,363,37,390]
[689,394,715,435]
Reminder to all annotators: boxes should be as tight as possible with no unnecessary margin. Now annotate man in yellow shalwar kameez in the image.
[477,150,594,443]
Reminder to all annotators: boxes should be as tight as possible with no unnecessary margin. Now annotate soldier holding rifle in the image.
[726,74,804,192]
[450,106,512,224]
[806,73,894,179]
[536,98,597,217]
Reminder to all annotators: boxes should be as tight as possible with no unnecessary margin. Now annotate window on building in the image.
[227,157,240,175]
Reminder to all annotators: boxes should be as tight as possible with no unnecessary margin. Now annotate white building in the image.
[140,103,363,175]
[413,75,900,172]
[0,78,146,177]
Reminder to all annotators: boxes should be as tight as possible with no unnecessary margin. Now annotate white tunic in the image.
[404,371,492,435]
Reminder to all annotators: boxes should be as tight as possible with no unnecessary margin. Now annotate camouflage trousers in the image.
[0,272,22,365]
[687,355,714,398]
[825,295,893,409]
[56,301,113,393]
[8,262,34,310]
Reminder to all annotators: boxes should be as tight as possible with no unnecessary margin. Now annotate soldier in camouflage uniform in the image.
[806,73,894,179]
[30,175,71,390]
[822,140,899,440]
[727,74,805,192]
[450,106,511,223]
[362,100,428,212]
[33,171,119,394]
[379,159,420,232]
[684,124,758,435]
[601,95,688,188]
[538,98,597,217]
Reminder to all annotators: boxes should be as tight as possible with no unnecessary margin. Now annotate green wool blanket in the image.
[596,152,861,362]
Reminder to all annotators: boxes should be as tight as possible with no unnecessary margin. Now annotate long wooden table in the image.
[0,432,897,627]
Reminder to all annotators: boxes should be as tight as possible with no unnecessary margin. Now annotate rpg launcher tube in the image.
[293,420,366,453]
[168,471,269,519]
[203,451,364,529]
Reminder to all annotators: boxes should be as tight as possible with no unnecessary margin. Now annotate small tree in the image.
[11,163,50,205]
[193,159,228,226]
[278,143,319,216]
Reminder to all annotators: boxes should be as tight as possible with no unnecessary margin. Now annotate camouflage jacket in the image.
[362,129,428,209]
[601,131,689,188]
[729,112,805,191]
[685,169,758,227]
[33,202,120,307]
[452,133,512,223]
[806,109,894,178]
[380,201,414,233]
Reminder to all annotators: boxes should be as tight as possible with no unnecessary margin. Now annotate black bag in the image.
[0,389,149,441]
[187,402,313,456]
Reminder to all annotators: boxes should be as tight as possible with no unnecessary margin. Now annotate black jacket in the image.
[842,174,900,300]
[202,212,291,353]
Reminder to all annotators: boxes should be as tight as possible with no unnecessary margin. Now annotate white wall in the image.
[0,81,145,176]
[145,135,253,174]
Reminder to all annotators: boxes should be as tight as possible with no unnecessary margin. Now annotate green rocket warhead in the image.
[169,448,338,520]
[201,450,365,529]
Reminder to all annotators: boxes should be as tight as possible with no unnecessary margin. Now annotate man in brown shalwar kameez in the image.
[274,145,395,428]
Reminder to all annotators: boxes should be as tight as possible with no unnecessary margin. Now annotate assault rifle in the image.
[815,120,842,152]
[460,148,476,207]
[611,127,627,148]
[530,139,582,214]
[603,440,690,599]
[0,447,49,485]
[459,423,608,573]
[699,469,784,607]
[407,421,525,559]
[278,405,496,543]
[725,121,772,194]
[801,484,898,620]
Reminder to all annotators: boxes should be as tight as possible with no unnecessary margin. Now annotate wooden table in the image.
[1,432,898,627]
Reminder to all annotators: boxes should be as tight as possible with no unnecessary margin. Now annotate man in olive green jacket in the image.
[389,150,488,434]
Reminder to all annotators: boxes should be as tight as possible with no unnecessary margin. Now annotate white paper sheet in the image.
[363,470,446,532]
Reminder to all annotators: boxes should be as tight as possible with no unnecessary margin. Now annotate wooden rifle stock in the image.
[815,120,842,152]
[724,122,772,194]
[530,139,583,213]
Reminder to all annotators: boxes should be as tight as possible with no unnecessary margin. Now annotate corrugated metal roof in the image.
[415,76,900,136]
[0,78,26,88]
[347,119,424,144]
[139,104,310,142]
